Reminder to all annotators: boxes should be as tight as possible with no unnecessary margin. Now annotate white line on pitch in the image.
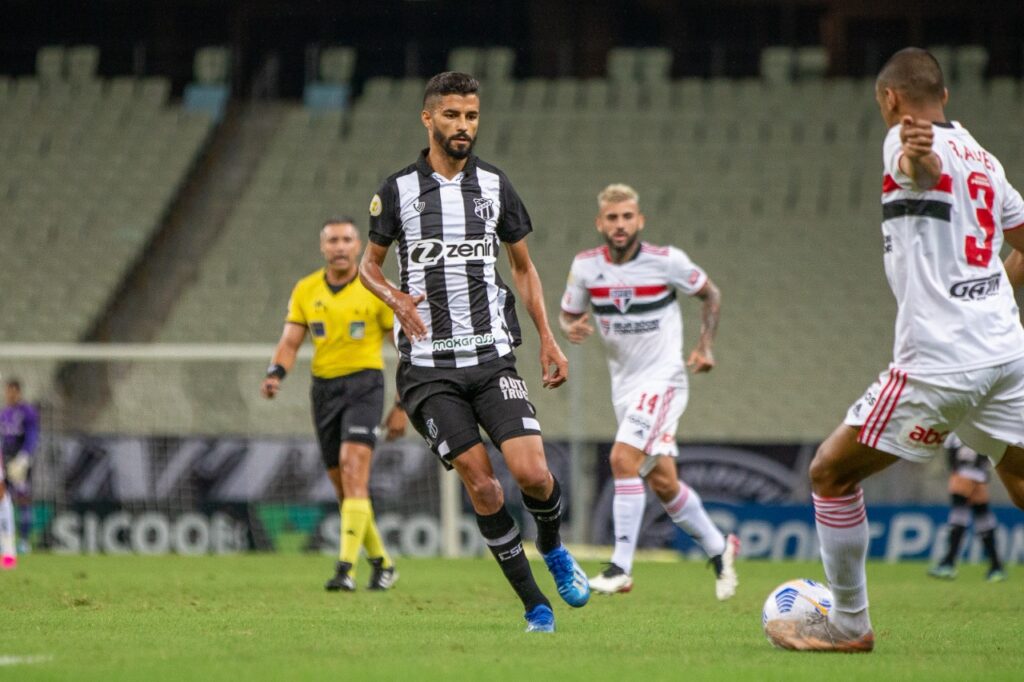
[0,655,54,666]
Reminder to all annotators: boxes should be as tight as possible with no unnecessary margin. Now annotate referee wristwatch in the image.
[266,363,287,380]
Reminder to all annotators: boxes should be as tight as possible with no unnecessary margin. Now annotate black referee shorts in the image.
[397,354,542,469]
[311,369,384,469]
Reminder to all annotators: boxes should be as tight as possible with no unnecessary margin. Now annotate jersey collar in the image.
[322,269,356,295]
[603,241,645,264]
[415,148,477,181]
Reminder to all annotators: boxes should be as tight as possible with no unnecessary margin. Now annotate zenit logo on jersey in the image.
[408,237,496,266]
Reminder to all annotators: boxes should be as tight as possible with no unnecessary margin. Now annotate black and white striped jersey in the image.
[368,150,532,368]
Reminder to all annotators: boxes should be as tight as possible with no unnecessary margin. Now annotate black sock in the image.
[476,506,549,611]
[521,477,563,555]
[942,494,970,566]
[972,502,1002,571]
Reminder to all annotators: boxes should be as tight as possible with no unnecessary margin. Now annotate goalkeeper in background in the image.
[1,378,39,557]
[261,217,407,591]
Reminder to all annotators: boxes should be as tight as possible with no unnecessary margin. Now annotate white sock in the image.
[813,489,871,635]
[662,482,726,557]
[609,478,645,574]
[0,492,15,557]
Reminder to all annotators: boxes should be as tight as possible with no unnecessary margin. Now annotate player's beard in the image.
[435,128,475,160]
[605,231,640,261]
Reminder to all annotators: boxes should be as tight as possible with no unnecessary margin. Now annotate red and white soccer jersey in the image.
[561,243,707,456]
[879,121,1024,373]
[844,121,1024,463]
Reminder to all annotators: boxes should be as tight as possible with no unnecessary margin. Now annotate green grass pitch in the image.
[2,554,1020,680]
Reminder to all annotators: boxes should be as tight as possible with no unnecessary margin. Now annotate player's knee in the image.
[463,473,503,509]
[808,447,839,495]
[609,448,639,478]
[513,467,551,498]
[646,469,675,498]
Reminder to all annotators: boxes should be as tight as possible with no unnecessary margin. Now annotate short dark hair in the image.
[322,216,359,234]
[423,71,480,108]
[876,47,945,104]
[6,379,21,392]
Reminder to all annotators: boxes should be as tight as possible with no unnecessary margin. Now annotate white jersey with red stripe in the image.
[560,242,707,399]
[881,121,1024,374]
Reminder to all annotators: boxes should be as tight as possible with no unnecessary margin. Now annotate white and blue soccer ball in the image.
[762,578,833,639]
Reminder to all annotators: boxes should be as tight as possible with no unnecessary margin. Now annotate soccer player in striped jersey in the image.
[360,72,588,633]
[770,47,1024,653]
[928,434,1006,582]
[262,218,407,592]
[559,184,738,599]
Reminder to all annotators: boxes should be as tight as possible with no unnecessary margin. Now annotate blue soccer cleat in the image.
[541,545,590,608]
[524,604,555,633]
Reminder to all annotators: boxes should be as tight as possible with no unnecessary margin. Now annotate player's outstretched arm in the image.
[261,322,307,399]
[506,239,568,389]
[687,278,721,373]
[558,310,594,344]
[898,116,942,190]
[359,242,427,341]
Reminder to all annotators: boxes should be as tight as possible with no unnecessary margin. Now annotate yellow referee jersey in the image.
[286,269,393,379]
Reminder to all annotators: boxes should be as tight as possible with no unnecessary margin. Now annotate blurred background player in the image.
[559,184,738,599]
[1,379,39,555]
[929,434,1006,581]
[360,72,588,633]
[262,218,407,591]
[773,47,1024,653]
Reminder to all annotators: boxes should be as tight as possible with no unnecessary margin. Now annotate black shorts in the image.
[311,369,384,469]
[397,353,542,469]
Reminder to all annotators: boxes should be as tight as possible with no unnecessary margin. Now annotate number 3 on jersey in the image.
[965,171,995,268]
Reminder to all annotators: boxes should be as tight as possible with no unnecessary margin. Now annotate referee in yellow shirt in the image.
[261,217,406,591]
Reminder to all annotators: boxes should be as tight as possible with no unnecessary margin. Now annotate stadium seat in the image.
[67,45,100,82]
[760,46,793,83]
[36,45,65,82]
[319,46,356,84]
[194,46,231,85]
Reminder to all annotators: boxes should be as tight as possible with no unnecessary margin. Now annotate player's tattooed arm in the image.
[507,239,569,388]
[688,278,721,373]
[558,310,594,344]
[360,242,428,341]
[897,116,943,190]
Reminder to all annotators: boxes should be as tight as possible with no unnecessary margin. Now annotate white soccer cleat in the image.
[590,563,633,594]
[765,612,875,653]
[714,534,740,601]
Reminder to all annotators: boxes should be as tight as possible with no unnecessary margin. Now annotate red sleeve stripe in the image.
[882,174,953,194]
[587,285,669,297]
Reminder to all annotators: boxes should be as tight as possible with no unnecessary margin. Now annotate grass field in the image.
[2,553,1020,681]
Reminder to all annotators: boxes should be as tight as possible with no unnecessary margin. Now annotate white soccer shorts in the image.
[844,356,1024,465]
[613,381,689,464]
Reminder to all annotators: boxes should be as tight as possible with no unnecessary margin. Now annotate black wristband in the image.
[266,364,287,380]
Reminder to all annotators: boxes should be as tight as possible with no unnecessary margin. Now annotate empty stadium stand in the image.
[0,47,215,397]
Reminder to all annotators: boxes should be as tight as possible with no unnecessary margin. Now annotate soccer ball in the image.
[762,578,833,647]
